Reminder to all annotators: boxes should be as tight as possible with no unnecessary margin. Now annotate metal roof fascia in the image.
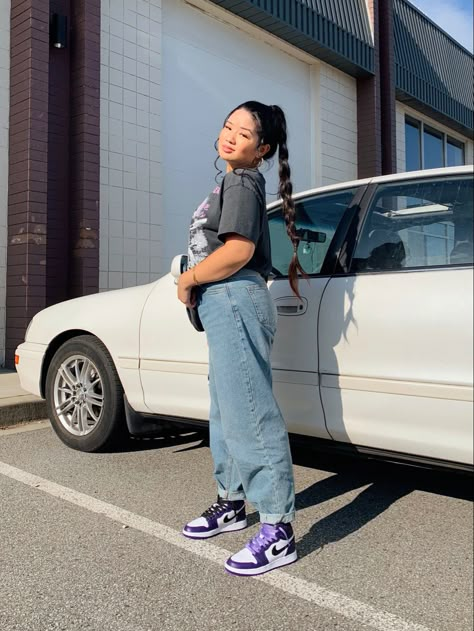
[208,0,375,75]
[394,0,474,133]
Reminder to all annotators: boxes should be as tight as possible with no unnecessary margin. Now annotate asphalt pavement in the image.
[0,420,472,631]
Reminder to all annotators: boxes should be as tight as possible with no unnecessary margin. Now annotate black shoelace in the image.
[201,499,232,519]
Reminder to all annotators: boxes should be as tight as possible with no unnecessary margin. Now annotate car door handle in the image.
[275,297,308,316]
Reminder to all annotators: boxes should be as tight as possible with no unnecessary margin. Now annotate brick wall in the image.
[99,0,163,291]
[4,0,101,366]
[357,0,382,178]
[6,1,50,365]
[0,0,10,365]
[69,0,101,298]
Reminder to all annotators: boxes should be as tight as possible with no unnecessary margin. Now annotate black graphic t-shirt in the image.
[187,168,271,278]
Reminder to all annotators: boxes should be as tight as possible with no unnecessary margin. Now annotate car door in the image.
[139,185,362,429]
[319,172,474,464]
[267,185,362,438]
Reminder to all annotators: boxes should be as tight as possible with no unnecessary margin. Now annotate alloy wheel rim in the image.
[53,355,104,436]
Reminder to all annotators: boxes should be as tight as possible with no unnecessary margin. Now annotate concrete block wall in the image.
[0,0,10,365]
[320,63,358,186]
[396,101,474,173]
[100,0,163,291]
[395,102,406,172]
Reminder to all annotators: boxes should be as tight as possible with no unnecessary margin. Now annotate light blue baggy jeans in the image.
[196,268,296,524]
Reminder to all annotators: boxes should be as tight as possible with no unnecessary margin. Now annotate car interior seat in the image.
[449,198,473,265]
[449,240,473,265]
[365,229,406,270]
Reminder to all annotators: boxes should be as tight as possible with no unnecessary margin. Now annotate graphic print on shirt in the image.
[188,186,220,267]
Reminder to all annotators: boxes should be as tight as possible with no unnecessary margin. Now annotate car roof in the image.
[266,164,474,210]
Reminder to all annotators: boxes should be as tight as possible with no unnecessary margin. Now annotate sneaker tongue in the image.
[261,523,278,537]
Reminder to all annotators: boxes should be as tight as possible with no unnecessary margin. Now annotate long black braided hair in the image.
[218,101,307,298]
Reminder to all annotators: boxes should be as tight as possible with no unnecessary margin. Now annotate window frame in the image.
[345,174,473,276]
[266,185,365,279]
[404,115,466,170]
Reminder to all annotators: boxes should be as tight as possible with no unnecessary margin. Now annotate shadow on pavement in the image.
[291,446,473,559]
[122,424,473,558]
[123,427,209,453]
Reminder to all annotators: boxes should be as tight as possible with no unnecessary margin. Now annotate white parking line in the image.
[0,460,432,631]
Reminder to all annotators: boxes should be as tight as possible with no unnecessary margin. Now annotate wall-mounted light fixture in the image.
[50,14,67,49]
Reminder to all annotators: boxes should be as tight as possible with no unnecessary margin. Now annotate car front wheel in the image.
[45,335,127,452]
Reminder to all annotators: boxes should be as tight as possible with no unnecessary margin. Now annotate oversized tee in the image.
[187,168,271,278]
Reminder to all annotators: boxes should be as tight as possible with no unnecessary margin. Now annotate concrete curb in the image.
[0,399,48,428]
[0,370,48,429]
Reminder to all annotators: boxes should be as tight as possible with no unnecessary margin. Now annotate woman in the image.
[177,101,305,576]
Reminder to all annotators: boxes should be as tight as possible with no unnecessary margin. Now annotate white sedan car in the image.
[15,166,474,471]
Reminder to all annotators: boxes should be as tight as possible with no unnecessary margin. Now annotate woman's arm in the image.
[177,234,255,306]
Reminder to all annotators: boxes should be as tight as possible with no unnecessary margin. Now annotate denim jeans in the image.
[196,268,295,524]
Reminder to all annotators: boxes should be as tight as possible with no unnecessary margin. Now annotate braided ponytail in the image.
[220,101,307,297]
[271,106,307,299]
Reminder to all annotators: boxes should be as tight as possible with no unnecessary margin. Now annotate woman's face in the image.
[218,108,269,171]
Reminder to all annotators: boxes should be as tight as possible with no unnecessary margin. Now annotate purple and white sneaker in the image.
[182,497,247,539]
[225,522,297,576]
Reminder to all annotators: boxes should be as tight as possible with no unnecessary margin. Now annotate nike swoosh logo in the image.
[271,543,289,556]
[223,505,244,524]
[223,513,235,523]
[271,536,294,556]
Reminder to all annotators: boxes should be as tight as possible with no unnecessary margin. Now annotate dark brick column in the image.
[6,0,101,367]
[379,0,397,174]
[6,1,50,363]
[357,0,382,178]
[357,0,397,177]
[68,0,100,298]
[47,0,71,306]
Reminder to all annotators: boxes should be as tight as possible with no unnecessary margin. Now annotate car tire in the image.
[45,335,128,452]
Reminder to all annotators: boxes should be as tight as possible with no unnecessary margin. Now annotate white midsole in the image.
[183,519,248,539]
[225,550,298,575]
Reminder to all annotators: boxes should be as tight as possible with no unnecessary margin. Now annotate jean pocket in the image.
[202,282,227,295]
[204,287,227,296]
[246,285,277,332]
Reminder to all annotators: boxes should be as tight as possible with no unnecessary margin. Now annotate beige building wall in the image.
[320,63,358,186]
[99,0,163,291]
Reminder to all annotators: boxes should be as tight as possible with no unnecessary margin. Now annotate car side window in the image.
[268,188,357,276]
[350,175,473,273]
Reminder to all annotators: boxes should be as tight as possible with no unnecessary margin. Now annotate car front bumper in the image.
[15,342,48,399]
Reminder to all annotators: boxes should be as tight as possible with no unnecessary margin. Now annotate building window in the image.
[405,119,421,171]
[447,137,464,166]
[404,116,466,171]
[423,126,444,169]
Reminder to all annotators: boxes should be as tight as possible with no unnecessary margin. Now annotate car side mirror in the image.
[171,254,188,279]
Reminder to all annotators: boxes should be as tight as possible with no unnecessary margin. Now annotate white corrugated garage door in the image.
[161,0,314,265]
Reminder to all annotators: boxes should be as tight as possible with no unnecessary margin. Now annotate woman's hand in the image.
[177,270,196,308]
[177,237,255,306]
